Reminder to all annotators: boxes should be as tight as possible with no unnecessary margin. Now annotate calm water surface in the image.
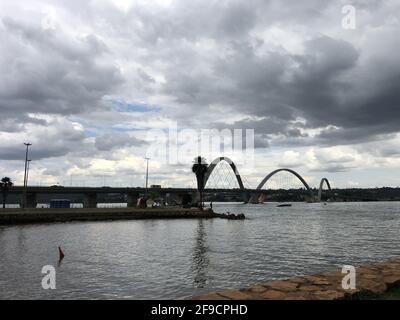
[0,202,399,299]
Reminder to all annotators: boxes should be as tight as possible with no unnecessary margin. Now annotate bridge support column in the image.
[83,193,97,208]
[192,190,200,206]
[305,194,315,203]
[249,193,260,204]
[259,193,267,203]
[26,192,37,209]
[127,191,139,208]
[241,191,251,203]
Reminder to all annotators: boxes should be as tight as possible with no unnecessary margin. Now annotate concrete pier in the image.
[0,208,219,225]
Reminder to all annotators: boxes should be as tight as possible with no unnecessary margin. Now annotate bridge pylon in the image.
[249,168,315,204]
[317,178,333,202]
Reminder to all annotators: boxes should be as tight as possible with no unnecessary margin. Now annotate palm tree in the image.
[192,156,208,209]
[0,177,13,209]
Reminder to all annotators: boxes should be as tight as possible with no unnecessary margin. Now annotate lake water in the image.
[0,202,399,299]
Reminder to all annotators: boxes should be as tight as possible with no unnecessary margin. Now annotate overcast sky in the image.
[1,0,400,189]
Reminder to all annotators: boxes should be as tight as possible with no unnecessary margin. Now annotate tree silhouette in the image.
[0,177,13,209]
[192,156,208,209]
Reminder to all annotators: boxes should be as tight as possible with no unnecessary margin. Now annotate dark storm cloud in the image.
[0,145,68,161]
[0,16,123,120]
[160,35,361,134]
[114,0,330,43]
[124,0,397,149]
[168,30,399,148]
[315,125,397,145]
[283,37,360,125]
[0,116,48,132]
[1,0,400,185]
[254,135,270,148]
[95,133,146,151]
[212,116,308,149]
[0,115,91,161]
[309,163,357,173]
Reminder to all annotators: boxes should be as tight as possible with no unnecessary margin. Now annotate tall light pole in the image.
[23,143,32,208]
[145,157,150,197]
[26,160,32,187]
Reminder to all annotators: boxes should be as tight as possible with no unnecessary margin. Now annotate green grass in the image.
[376,284,400,300]
[343,284,400,300]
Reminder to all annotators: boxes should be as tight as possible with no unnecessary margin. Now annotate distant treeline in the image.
[329,187,400,202]
[203,187,400,202]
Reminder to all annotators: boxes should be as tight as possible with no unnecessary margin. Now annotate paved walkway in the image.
[193,257,400,300]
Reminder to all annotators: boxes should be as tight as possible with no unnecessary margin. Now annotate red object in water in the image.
[58,246,65,260]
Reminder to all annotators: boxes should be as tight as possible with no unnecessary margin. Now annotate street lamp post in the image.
[26,160,31,187]
[23,143,32,208]
[145,157,150,197]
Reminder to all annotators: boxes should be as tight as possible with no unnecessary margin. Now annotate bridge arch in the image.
[255,168,314,199]
[318,178,333,202]
[204,156,245,190]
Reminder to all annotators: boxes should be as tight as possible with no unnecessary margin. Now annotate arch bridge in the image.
[317,178,334,202]
[203,158,321,204]
[202,156,249,202]
[248,168,314,204]
[2,158,334,207]
[203,156,245,190]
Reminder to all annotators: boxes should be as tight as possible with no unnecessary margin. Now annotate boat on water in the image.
[276,203,292,207]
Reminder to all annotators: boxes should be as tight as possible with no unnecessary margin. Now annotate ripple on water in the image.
[0,202,400,299]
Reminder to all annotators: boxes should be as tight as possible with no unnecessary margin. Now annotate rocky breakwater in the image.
[193,257,400,300]
[215,212,246,220]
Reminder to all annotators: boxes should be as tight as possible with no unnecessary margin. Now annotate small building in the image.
[50,199,71,209]
[150,185,162,189]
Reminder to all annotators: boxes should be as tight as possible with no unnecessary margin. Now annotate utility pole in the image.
[145,157,150,197]
[23,143,32,209]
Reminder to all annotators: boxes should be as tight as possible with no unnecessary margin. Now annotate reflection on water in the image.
[0,202,400,299]
[191,220,209,288]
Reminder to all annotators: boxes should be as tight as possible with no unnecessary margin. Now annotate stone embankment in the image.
[0,208,213,225]
[193,257,400,300]
[0,208,245,225]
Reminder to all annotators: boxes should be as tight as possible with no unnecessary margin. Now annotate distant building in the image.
[150,185,162,189]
